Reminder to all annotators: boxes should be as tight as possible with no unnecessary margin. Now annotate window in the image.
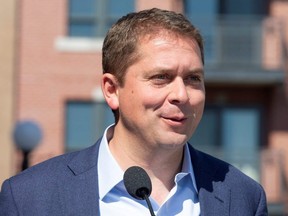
[219,0,268,15]
[184,0,218,63]
[184,0,268,66]
[65,101,114,152]
[189,105,263,181]
[68,0,135,37]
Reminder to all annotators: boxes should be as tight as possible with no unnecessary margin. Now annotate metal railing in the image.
[197,15,285,71]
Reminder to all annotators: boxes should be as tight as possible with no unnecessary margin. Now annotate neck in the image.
[109,136,184,174]
[108,128,185,205]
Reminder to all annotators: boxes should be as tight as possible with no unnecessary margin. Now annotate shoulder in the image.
[189,144,266,197]
[189,145,268,215]
[0,140,102,215]
[5,140,101,190]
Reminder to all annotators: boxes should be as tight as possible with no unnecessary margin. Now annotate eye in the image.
[152,73,170,80]
[184,73,204,86]
[186,74,202,82]
[149,73,172,86]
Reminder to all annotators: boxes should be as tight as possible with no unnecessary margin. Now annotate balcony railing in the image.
[198,15,285,71]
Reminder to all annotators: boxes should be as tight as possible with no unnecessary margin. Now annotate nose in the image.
[168,78,189,104]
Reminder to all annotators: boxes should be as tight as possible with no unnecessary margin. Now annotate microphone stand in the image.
[139,189,155,216]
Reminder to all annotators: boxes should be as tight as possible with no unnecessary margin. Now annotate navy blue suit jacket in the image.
[0,139,268,215]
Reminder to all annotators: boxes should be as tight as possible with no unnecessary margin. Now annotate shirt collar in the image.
[177,143,198,193]
[98,125,198,199]
[98,124,124,200]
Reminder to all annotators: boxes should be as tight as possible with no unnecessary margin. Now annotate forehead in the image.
[138,32,201,58]
[129,35,203,75]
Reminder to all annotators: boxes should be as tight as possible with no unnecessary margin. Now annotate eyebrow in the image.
[151,67,204,74]
[189,68,204,74]
[142,66,204,78]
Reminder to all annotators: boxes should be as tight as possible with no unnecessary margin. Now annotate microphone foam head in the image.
[123,166,152,200]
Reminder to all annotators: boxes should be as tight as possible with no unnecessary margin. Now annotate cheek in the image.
[190,92,205,115]
[136,87,167,108]
[145,93,168,111]
[190,89,205,104]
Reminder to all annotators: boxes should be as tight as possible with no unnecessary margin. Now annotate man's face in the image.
[114,34,205,150]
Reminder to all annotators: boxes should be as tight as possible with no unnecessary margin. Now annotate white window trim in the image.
[55,36,104,52]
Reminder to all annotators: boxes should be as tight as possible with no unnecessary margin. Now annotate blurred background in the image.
[0,0,288,214]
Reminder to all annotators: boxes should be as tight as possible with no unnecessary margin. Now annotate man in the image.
[0,8,267,215]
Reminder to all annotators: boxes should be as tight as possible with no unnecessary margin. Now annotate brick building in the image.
[1,0,288,214]
[0,0,17,189]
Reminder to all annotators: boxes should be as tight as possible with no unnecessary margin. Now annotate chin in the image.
[159,139,187,150]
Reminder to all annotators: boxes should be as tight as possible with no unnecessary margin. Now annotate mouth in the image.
[164,117,185,121]
[162,116,188,124]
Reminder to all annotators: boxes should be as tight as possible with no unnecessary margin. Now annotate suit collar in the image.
[67,139,101,176]
[60,139,102,215]
[188,144,231,215]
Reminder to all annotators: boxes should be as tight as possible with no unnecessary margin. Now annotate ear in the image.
[101,73,119,110]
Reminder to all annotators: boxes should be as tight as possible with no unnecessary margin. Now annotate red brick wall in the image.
[17,0,103,165]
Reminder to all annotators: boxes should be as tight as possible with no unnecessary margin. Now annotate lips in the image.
[164,117,186,121]
[161,114,188,123]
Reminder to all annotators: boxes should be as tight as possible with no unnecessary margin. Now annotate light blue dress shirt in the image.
[98,125,200,215]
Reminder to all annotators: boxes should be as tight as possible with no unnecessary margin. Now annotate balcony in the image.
[198,15,286,85]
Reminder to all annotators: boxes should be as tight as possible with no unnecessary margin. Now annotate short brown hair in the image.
[102,8,204,86]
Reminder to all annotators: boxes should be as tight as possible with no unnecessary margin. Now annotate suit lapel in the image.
[189,145,231,216]
[60,139,102,215]
[198,179,231,216]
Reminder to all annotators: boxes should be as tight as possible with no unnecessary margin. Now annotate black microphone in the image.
[123,166,155,216]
